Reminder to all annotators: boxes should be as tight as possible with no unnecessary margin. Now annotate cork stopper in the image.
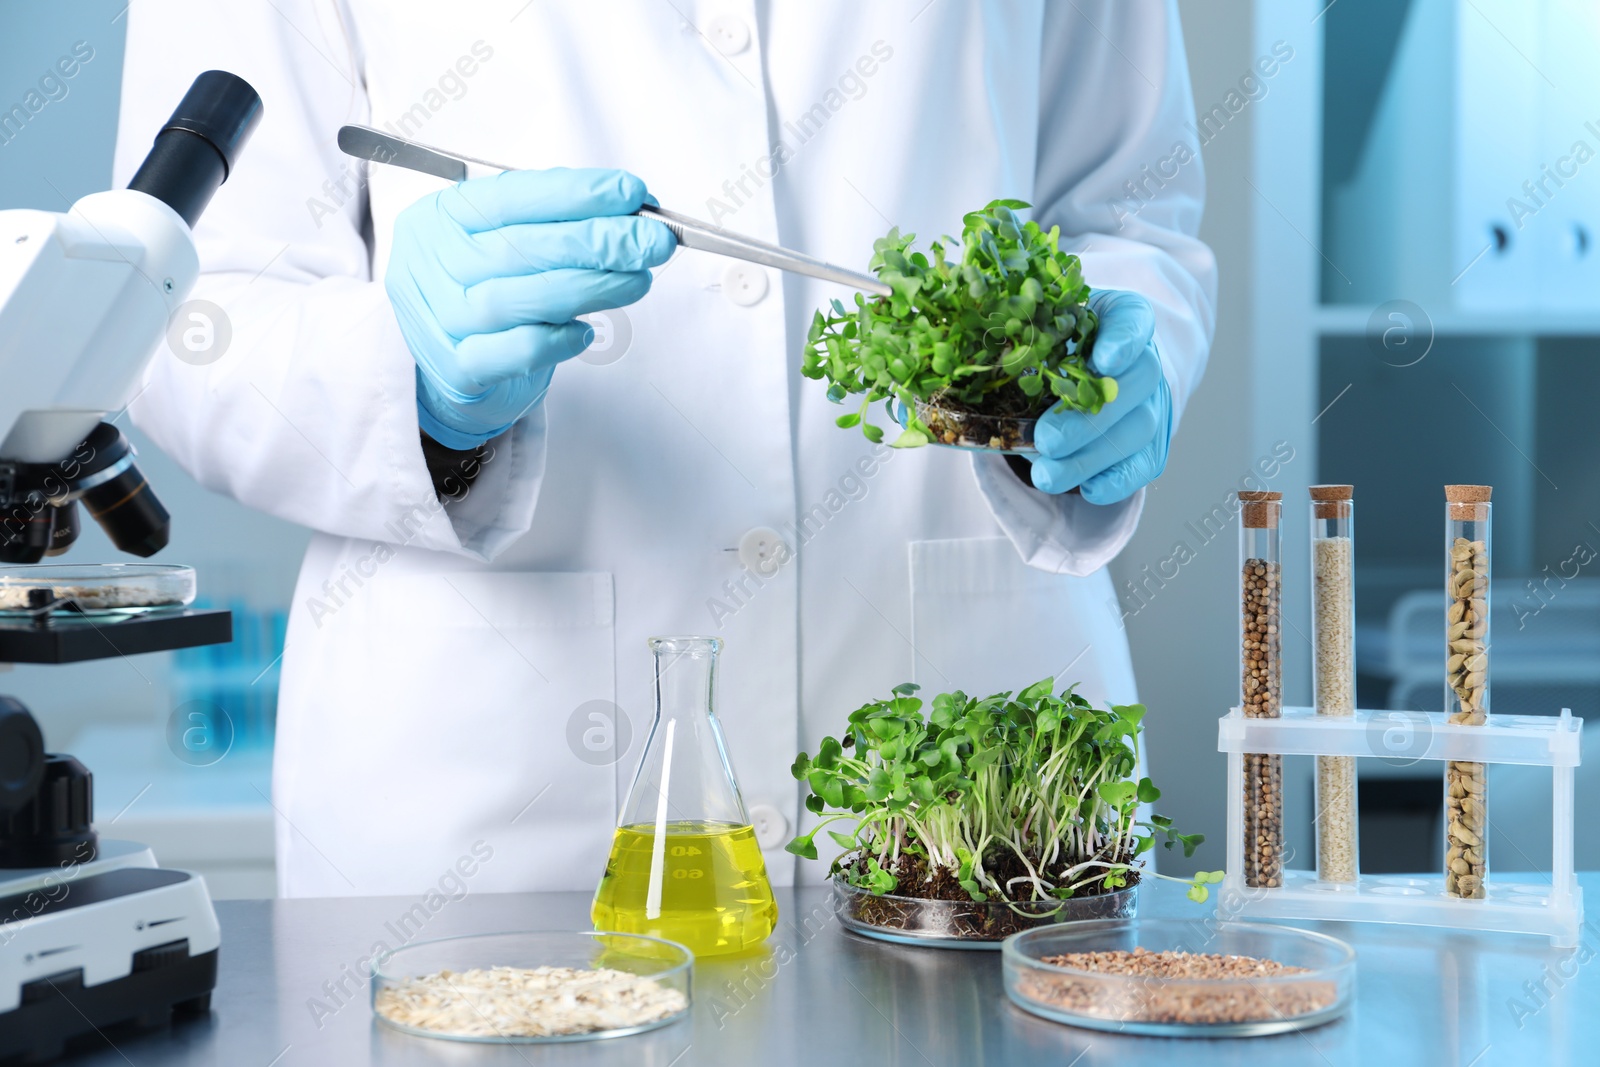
[1310,484,1353,520]
[1445,484,1491,523]
[1239,490,1281,529]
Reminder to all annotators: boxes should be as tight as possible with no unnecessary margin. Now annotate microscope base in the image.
[0,865,221,1062]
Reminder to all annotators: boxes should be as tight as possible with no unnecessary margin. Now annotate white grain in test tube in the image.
[1313,536,1357,883]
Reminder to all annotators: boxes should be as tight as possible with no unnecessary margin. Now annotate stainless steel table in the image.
[56,875,1597,1066]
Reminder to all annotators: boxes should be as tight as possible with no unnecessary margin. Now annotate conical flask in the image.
[591,636,777,956]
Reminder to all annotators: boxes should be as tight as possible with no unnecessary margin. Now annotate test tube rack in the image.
[1215,705,1585,947]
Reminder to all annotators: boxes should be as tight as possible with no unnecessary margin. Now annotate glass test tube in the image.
[1310,486,1358,884]
[1444,485,1491,899]
[1239,491,1283,888]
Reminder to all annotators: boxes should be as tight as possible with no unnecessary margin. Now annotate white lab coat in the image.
[114,0,1215,897]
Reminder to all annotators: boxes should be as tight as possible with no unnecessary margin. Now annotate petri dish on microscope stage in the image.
[0,563,196,616]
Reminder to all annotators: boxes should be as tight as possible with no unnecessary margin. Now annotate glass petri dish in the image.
[1003,918,1355,1037]
[834,874,1138,950]
[912,398,1041,454]
[371,931,692,1044]
[0,563,196,616]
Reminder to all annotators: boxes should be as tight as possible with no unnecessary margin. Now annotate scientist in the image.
[114,1,1216,896]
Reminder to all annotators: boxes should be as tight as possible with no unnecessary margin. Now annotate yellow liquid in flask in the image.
[592,821,777,956]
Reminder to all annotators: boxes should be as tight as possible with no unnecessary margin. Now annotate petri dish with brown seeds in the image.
[1003,917,1354,1037]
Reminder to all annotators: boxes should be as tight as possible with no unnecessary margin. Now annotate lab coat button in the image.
[722,263,769,306]
[738,526,786,575]
[708,14,752,55]
[749,804,788,849]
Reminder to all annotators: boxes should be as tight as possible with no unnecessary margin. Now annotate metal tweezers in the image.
[336,124,891,297]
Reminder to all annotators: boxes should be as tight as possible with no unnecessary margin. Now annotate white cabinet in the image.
[1327,0,1600,311]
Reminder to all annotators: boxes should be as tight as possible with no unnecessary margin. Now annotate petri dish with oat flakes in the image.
[371,931,692,1043]
[0,563,195,616]
[1003,918,1354,1037]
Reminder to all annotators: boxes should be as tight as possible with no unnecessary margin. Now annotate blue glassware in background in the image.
[170,597,288,751]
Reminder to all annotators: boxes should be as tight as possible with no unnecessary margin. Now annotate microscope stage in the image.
[0,607,232,663]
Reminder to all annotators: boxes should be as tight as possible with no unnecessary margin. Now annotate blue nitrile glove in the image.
[1028,289,1172,504]
[385,168,676,449]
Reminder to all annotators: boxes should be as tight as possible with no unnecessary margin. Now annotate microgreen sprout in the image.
[803,199,1113,448]
[787,681,1222,906]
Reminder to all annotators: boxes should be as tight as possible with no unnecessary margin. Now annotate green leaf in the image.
[807,311,826,344]
[862,423,885,444]
[835,412,861,428]
[863,857,899,894]
[1075,376,1096,408]
[785,832,819,860]
[827,829,857,849]
[1114,703,1147,726]
[1018,678,1055,703]
[890,428,929,448]
[1136,777,1161,804]
[811,773,844,809]
[1097,781,1137,807]
[1164,831,1205,858]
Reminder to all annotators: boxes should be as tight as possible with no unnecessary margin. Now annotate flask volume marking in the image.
[645,718,676,921]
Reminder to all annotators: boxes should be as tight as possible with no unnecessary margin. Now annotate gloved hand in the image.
[1028,289,1172,504]
[385,168,676,449]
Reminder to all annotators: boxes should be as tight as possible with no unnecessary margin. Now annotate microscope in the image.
[0,71,261,1060]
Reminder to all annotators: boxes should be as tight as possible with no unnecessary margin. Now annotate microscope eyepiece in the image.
[126,70,263,227]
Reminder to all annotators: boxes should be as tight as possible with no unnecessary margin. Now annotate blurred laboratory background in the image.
[1,0,1595,896]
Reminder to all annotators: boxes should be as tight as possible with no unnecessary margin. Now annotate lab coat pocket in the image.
[277,565,619,895]
[908,537,1136,708]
